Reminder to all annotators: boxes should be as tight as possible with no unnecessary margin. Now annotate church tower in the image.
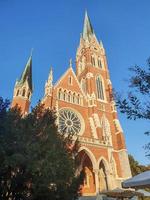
[11,54,33,115]
[41,12,132,196]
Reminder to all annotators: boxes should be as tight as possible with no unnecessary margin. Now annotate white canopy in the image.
[122,170,150,188]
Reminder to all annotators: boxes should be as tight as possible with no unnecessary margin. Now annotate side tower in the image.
[11,55,33,115]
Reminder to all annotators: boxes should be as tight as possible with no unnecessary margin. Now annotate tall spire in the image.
[83,11,94,40]
[17,54,33,92]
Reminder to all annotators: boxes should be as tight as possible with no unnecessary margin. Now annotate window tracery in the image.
[96,76,105,100]
[58,109,81,135]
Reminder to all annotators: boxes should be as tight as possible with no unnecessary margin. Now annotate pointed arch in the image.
[97,157,110,192]
[58,88,63,100]
[96,75,105,100]
[78,146,97,169]
[77,147,96,194]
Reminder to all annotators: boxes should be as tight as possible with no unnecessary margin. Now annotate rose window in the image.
[59,109,81,134]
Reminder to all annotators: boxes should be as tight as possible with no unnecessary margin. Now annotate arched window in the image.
[77,94,80,105]
[98,58,102,68]
[16,90,19,96]
[63,90,67,101]
[91,56,95,66]
[72,93,76,103]
[58,89,62,100]
[81,78,86,94]
[22,89,26,97]
[27,92,30,99]
[68,91,71,102]
[96,76,104,100]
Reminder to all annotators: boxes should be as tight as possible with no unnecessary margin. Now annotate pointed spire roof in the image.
[17,54,33,91]
[47,66,53,83]
[83,11,94,40]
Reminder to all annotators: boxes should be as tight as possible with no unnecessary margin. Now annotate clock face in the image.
[58,109,81,135]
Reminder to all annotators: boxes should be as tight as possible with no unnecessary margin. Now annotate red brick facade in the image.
[11,12,131,196]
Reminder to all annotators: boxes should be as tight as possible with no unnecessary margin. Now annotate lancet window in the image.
[57,88,83,106]
[96,76,105,100]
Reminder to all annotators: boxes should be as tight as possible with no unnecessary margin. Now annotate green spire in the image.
[18,54,33,91]
[83,11,94,40]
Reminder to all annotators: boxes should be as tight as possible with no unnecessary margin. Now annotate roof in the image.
[17,55,33,91]
[82,11,94,40]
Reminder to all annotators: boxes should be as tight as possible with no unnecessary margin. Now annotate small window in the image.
[63,90,67,101]
[22,89,26,97]
[91,56,95,66]
[77,94,80,104]
[98,59,102,68]
[68,76,72,85]
[58,89,62,99]
[68,92,71,102]
[72,93,76,103]
[27,92,30,99]
[16,90,19,96]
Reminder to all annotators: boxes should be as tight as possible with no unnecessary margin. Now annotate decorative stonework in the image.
[86,72,94,79]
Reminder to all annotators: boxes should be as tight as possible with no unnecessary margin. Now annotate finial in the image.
[30,48,34,57]
[100,40,104,48]
[69,58,72,68]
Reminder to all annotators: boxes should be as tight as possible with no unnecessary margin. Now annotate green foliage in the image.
[0,98,84,200]
[116,59,150,158]
[128,154,150,177]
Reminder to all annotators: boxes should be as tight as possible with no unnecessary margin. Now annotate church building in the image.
[11,12,131,196]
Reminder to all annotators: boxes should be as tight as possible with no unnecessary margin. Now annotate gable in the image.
[54,67,85,96]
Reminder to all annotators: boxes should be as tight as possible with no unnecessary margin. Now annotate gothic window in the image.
[16,90,19,96]
[63,90,67,101]
[58,89,62,100]
[68,91,71,102]
[81,78,86,94]
[77,94,80,105]
[96,76,105,100]
[91,56,95,66]
[58,109,81,135]
[72,93,76,103]
[98,58,102,68]
[22,89,26,97]
[27,92,30,99]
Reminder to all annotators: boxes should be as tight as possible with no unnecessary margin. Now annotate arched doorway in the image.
[77,150,96,195]
[99,160,108,192]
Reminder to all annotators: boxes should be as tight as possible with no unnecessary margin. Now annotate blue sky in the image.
[0,0,150,165]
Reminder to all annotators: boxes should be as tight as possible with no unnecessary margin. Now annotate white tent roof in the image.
[122,170,150,188]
